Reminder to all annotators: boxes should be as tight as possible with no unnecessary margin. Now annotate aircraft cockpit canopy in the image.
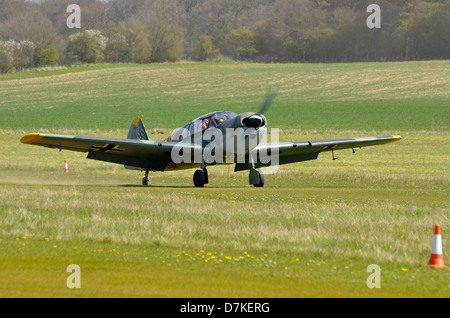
[166,111,238,142]
[193,111,238,129]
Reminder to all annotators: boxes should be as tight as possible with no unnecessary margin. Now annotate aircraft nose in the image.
[243,115,264,129]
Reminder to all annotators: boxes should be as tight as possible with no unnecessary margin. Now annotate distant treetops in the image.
[0,0,449,73]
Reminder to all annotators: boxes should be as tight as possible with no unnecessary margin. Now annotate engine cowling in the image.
[241,113,266,129]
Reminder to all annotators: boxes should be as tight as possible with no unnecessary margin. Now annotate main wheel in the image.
[253,171,265,187]
[193,169,206,187]
[142,176,149,186]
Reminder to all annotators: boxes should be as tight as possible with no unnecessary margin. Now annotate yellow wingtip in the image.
[132,116,144,127]
[20,133,46,144]
[385,135,402,144]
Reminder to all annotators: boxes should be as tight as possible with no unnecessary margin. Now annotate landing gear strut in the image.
[193,157,209,187]
[142,170,149,186]
[248,154,264,187]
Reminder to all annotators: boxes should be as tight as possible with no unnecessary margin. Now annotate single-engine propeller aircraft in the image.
[21,90,402,187]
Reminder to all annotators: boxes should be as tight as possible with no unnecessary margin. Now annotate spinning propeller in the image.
[242,88,277,129]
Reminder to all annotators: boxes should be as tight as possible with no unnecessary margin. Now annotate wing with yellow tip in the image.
[20,133,46,144]
[20,132,201,172]
[236,135,402,171]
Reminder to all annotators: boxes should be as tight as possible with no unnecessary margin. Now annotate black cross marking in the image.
[91,144,123,152]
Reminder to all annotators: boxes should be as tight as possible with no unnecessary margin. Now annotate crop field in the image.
[0,61,449,298]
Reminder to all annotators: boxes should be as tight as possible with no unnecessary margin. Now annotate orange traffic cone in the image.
[64,160,69,172]
[427,225,447,268]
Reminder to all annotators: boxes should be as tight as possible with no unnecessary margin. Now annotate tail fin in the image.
[128,116,150,141]
[125,116,149,171]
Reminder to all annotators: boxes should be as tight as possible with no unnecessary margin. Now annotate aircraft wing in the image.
[20,133,201,171]
[235,135,402,171]
[22,133,402,172]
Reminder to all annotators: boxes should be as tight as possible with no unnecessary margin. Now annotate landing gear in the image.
[193,169,206,187]
[248,154,264,187]
[142,170,149,186]
[193,158,209,187]
[255,171,265,187]
[249,168,265,187]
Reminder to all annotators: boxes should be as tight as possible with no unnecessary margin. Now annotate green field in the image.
[0,61,449,298]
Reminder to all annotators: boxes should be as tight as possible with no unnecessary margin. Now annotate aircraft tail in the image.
[125,116,150,171]
[127,116,150,141]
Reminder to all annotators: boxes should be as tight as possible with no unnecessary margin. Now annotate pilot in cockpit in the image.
[209,117,224,128]
[202,118,210,130]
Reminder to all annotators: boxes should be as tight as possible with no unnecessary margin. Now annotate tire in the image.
[193,169,206,187]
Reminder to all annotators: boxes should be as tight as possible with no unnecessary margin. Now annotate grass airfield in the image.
[0,61,449,298]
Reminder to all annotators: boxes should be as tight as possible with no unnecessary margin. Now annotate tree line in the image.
[0,0,449,73]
